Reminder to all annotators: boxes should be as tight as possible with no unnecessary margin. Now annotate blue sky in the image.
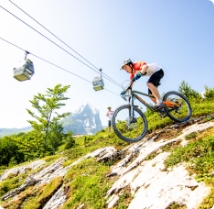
[0,0,214,128]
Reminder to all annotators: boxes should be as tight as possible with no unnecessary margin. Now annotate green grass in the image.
[164,128,214,208]
[1,99,214,208]
[21,177,63,209]
[185,132,198,140]
[63,129,127,166]
[2,177,63,209]
[0,166,7,176]
[0,173,28,197]
[117,189,132,209]
[166,202,187,209]
[164,134,214,169]
[43,154,61,164]
[191,101,214,117]
[62,158,114,209]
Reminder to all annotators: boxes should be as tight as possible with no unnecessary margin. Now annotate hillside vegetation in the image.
[0,82,214,208]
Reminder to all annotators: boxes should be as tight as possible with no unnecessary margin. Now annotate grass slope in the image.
[0,100,214,208]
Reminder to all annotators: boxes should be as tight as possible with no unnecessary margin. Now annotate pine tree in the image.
[203,85,214,100]
[178,80,200,100]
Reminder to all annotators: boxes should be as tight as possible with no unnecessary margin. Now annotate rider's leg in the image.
[147,69,164,105]
[147,82,161,104]
[147,86,156,104]
[108,120,111,132]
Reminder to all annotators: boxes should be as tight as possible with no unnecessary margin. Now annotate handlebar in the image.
[124,81,133,92]
[120,73,146,101]
[120,82,133,101]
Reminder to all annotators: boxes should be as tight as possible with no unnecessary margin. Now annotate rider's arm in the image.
[106,110,109,116]
[140,63,149,75]
[131,71,146,82]
[128,69,147,90]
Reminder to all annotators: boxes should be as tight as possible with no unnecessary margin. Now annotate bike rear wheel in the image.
[163,91,192,123]
[112,104,148,143]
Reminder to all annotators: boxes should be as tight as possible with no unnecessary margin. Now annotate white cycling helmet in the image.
[120,58,133,70]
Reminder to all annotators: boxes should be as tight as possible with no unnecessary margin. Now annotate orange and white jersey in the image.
[130,61,161,79]
[146,63,162,76]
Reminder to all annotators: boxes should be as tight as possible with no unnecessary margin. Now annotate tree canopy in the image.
[26,84,71,153]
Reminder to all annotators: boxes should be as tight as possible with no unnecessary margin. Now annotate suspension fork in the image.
[129,95,137,123]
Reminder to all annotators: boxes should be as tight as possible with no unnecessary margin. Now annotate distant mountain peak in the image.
[74,103,99,115]
[63,103,103,135]
[0,103,103,137]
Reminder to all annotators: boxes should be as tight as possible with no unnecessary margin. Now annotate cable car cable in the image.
[8,0,99,72]
[103,88,119,96]
[0,4,98,74]
[8,0,122,88]
[1,3,122,88]
[0,36,120,96]
[0,36,91,83]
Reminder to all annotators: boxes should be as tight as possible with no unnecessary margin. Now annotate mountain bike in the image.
[112,86,192,143]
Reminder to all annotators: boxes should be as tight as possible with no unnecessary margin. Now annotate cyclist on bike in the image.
[120,59,164,109]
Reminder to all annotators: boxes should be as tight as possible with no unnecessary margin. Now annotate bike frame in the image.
[125,89,155,123]
[132,90,157,111]
[127,89,156,113]
[126,88,180,121]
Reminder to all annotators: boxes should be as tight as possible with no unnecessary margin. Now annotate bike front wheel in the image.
[163,91,192,123]
[112,105,148,143]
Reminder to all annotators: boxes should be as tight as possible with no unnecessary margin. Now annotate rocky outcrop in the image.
[105,121,214,209]
[1,175,41,200]
[0,146,117,208]
[1,119,214,209]
[0,159,45,181]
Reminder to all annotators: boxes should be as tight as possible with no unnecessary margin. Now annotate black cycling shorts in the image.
[108,120,112,127]
[147,69,164,94]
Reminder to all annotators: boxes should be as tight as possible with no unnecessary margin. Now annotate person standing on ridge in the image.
[120,59,164,109]
[106,106,114,132]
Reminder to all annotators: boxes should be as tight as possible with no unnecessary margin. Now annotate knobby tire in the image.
[163,91,192,122]
[112,104,148,143]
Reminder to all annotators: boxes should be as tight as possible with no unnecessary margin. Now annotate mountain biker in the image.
[120,59,164,109]
[106,106,114,132]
